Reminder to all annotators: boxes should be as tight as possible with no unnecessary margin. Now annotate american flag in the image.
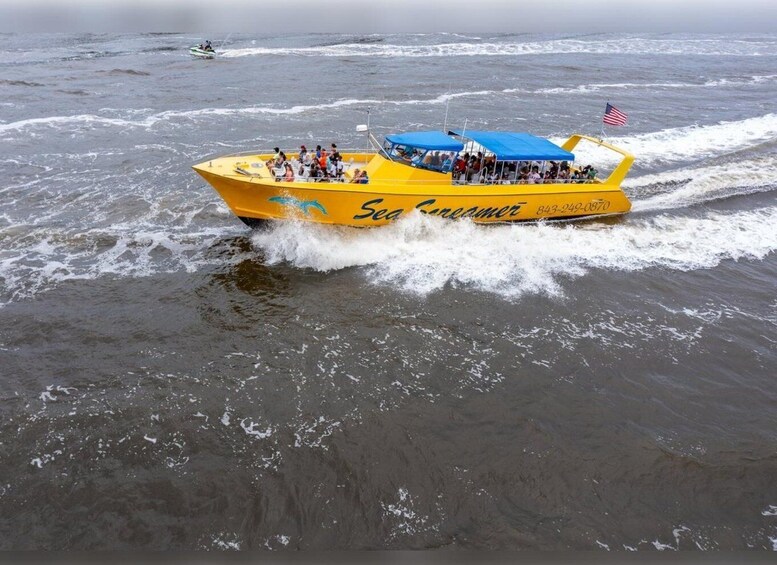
[603,103,628,126]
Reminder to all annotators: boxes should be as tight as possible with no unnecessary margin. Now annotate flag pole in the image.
[600,101,607,141]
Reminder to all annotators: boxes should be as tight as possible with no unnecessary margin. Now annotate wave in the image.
[250,207,777,298]
[0,225,242,306]
[626,155,777,212]
[315,36,385,47]
[539,82,689,94]
[0,93,495,137]
[536,75,777,94]
[0,99,388,137]
[0,79,45,87]
[221,38,777,59]
[563,114,777,168]
[3,182,775,305]
[99,69,151,76]
[703,74,777,87]
[4,80,774,165]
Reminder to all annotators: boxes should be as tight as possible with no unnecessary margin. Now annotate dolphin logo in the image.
[268,196,328,216]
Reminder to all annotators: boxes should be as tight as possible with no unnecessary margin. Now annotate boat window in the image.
[382,142,453,174]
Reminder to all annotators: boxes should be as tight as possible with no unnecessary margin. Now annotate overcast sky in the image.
[2,0,776,33]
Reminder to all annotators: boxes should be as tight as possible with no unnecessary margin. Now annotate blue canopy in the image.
[385,131,464,152]
[449,130,574,161]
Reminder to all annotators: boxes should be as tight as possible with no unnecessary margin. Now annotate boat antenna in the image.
[443,96,450,133]
[356,108,371,154]
[366,107,371,154]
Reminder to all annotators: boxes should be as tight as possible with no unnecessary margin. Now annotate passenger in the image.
[315,145,322,159]
[350,168,362,183]
[358,171,369,184]
[454,155,467,179]
[283,162,295,182]
[586,165,598,181]
[319,149,328,169]
[327,153,337,177]
[483,155,495,174]
[528,167,541,184]
[466,155,481,182]
[298,145,307,162]
[309,160,323,181]
[267,146,281,168]
[441,153,453,172]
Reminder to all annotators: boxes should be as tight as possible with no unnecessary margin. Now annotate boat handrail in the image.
[253,175,606,187]
[215,148,378,159]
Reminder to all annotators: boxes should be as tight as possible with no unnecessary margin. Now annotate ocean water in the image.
[1,32,776,551]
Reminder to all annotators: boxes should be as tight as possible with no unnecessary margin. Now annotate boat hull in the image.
[193,153,631,227]
[190,47,215,59]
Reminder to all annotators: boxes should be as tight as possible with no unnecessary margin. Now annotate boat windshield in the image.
[383,130,463,173]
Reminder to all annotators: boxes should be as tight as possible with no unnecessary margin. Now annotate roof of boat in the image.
[449,130,575,161]
[384,131,464,152]
[384,129,575,161]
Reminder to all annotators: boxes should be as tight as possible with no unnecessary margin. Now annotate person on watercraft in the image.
[203,40,214,52]
[351,170,367,183]
[283,162,295,182]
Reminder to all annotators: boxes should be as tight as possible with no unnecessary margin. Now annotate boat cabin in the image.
[382,131,463,174]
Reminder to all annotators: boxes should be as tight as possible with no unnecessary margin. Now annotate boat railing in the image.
[560,134,634,187]
[214,148,377,159]
[223,146,615,188]
[257,172,603,187]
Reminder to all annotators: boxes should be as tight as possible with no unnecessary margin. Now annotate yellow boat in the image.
[192,130,634,228]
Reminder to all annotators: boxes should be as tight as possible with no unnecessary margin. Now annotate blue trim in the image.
[385,131,464,152]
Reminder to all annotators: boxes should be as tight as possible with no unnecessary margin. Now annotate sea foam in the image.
[250,207,777,298]
[220,38,777,59]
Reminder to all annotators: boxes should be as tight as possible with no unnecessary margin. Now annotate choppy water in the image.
[1,32,776,551]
